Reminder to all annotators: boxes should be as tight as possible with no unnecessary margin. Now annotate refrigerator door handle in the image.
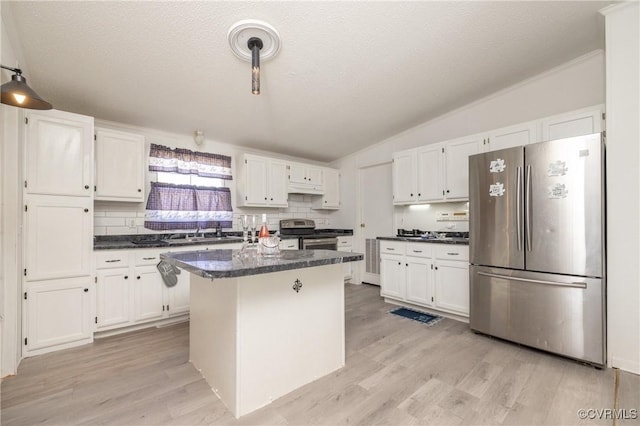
[477,271,587,289]
[516,166,522,251]
[525,164,532,252]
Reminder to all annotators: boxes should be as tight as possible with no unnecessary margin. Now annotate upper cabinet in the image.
[238,154,288,208]
[481,121,538,152]
[94,128,146,202]
[312,168,340,209]
[393,137,479,204]
[24,110,94,197]
[288,162,324,194]
[391,105,603,205]
[540,105,604,141]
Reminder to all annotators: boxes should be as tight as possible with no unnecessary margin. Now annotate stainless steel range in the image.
[279,219,338,250]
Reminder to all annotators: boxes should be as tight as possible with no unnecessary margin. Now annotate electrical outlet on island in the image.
[127,218,136,229]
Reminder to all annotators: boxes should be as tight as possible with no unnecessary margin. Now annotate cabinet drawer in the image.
[380,240,405,255]
[405,243,432,258]
[337,236,352,247]
[279,239,299,250]
[95,251,130,269]
[134,250,162,266]
[435,245,469,261]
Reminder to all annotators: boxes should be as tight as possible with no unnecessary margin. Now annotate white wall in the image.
[92,119,341,236]
[602,2,639,374]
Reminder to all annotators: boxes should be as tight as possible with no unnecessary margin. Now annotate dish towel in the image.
[156,260,181,287]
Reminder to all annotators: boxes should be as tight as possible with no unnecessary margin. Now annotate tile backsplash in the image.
[94,194,334,236]
[394,201,470,233]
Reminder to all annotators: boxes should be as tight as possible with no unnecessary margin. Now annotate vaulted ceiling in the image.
[4,1,612,161]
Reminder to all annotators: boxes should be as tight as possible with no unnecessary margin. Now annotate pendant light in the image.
[1,65,52,110]
[228,20,281,95]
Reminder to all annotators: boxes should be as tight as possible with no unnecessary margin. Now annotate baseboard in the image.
[94,315,189,339]
[611,355,640,375]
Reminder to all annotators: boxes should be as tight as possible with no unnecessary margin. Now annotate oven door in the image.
[301,237,338,250]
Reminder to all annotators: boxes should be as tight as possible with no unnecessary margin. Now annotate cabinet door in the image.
[167,270,190,317]
[25,277,93,352]
[24,195,92,281]
[321,168,340,208]
[96,268,131,329]
[392,150,417,204]
[288,162,307,185]
[434,260,469,316]
[133,266,165,322]
[244,156,268,205]
[541,106,603,141]
[485,121,538,152]
[25,110,93,197]
[306,166,323,188]
[268,160,289,207]
[444,137,480,200]
[417,144,443,201]
[405,257,434,307]
[95,128,145,202]
[380,255,405,299]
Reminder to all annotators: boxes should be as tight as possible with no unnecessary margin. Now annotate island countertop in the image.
[160,249,363,279]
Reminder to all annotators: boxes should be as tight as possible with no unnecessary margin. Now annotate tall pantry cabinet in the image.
[22,109,95,356]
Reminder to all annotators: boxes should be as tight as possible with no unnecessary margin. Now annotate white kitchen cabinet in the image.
[95,127,145,202]
[443,136,481,200]
[482,121,538,152]
[541,105,604,141]
[433,244,469,316]
[380,241,469,318]
[239,154,288,208]
[24,195,93,281]
[23,277,93,355]
[392,150,417,204]
[279,239,299,250]
[416,144,443,202]
[24,109,94,197]
[96,267,131,330]
[337,236,353,280]
[133,265,165,322]
[312,168,340,209]
[288,162,323,194]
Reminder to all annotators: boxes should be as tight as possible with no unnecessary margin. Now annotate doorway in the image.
[358,162,393,285]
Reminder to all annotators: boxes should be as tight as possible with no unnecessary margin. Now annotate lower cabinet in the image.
[380,241,469,317]
[96,267,131,329]
[24,277,94,355]
[133,265,166,322]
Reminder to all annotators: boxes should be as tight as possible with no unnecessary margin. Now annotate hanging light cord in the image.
[247,37,263,95]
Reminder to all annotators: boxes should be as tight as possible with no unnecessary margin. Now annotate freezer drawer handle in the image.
[477,271,587,289]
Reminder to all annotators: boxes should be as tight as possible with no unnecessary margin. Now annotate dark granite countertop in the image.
[160,249,363,279]
[94,233,245,250]
[377,236,470,245]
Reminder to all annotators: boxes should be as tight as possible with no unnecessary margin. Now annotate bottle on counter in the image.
[258,214,269,238]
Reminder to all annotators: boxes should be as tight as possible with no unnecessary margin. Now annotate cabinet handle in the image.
[418,193,421,197]
[270,198,273,201]
[405,263,408,266]
[324,200,327,203]
[124,275,128,279]
[137,276,141,280]
[84,185,90,189]
[398,262,401,265]
[264,197,268,200]
[84,208,89,213]
[142,257,156,260]
[446,190,450,194]
[105,259,121,263]
[138,189,142,192]
[435,266,438,270]
[162,305,165,311]
[412,250,422,253]
[410,193,414,197]
[83,288,88,292]
[446,252,459,256]
[386,247,395,251]
[167,304,169,311]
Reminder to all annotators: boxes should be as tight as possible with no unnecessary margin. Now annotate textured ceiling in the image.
[4,1,611,162]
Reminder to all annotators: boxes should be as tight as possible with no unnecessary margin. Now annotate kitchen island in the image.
[160,248,363,418]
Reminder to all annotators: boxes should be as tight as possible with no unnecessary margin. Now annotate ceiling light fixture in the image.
[228,20,281,95]
[1,64,52,110]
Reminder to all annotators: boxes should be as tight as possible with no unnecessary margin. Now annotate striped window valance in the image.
[148,144,232,180]
[144,182,233,231]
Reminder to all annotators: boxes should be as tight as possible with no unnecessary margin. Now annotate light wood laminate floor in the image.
[2,283,638,425]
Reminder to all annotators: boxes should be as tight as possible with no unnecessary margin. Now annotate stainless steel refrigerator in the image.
[469,133,605,366]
